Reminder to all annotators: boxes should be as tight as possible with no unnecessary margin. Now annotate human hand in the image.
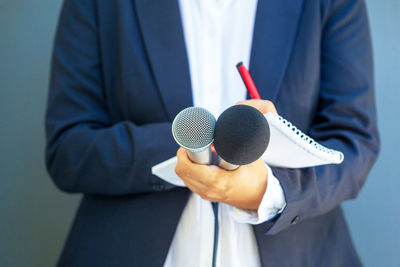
[175,147,268,210]
[174,99,277,210]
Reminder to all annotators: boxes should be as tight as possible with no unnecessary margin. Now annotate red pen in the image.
[236,62,261,100]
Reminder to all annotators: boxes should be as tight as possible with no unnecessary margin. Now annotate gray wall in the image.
[0,1,398,266]
[0,1,79,267]
[342,1,400,267]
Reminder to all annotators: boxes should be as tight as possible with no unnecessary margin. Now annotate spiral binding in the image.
[266,113,344,162]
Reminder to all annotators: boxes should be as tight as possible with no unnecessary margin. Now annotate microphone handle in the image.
[217,157,239,170]
[187,146,212,165]
[187,147,239,170]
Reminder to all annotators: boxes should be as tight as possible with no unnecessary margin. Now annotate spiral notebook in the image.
[152,113,343,186]
[261,113,343,168]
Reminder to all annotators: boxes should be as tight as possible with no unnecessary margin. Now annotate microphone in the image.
[213,105,270,170]
[172,106,216,165]
[172,107,219,267]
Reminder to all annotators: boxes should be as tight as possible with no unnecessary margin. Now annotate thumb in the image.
[236,99,277,114]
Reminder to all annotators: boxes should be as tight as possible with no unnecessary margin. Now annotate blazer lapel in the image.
[249,0,304,102]
[134,0,304,115]
[134,0,192,121]
[250,2,304,263]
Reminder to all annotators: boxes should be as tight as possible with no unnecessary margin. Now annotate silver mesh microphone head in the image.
[172,107,216,152]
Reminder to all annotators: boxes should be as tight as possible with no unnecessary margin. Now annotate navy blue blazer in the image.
[45,0,380,266]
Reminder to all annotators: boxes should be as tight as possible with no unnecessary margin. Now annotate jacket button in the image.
[291,216,300,225]
[152,183,165,192]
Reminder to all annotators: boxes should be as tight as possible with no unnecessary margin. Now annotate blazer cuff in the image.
[253,167,316,235]
[229,163,287,224]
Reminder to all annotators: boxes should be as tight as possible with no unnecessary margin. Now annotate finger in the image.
[176,147,192,166]
[179,169,218,201]
[175,147,220,185]
[236,99,277,114]
[183,178,220,202]
[176,164,208,188]
[181,177,206,194]
[237,99,275,114]
[175,147,207,177]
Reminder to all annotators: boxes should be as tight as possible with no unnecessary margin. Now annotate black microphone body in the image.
[213,105,270,169]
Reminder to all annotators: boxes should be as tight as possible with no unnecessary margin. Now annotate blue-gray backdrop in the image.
[0,1,399,266]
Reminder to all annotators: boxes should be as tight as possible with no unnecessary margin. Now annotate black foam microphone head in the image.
[213,105,270,165]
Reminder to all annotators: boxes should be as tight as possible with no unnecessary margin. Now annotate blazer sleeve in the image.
[258,0,380,235]
[45,0,177,195]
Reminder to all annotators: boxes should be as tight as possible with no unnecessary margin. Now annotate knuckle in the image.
[214,175,225,190]
[199,192,209,201]
[182,180,190,188]
[265,100,276,108]
[175,164,187,177]
[174,165,180,175]
[215,179,226,194]
[263,101,276,113]
[208,174,217,186]
[205,181,224,201]
[176,148,182,158]
[200,189,214,202]
[180,168,189,178]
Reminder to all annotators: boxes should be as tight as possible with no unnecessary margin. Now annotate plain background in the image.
[0,1,399,266]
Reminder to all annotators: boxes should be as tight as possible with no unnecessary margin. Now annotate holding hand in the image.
[174,100,277,210]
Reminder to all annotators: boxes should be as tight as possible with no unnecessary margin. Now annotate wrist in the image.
[229,163,286,225]
[224,162,268,211]
[253,173,268,210]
